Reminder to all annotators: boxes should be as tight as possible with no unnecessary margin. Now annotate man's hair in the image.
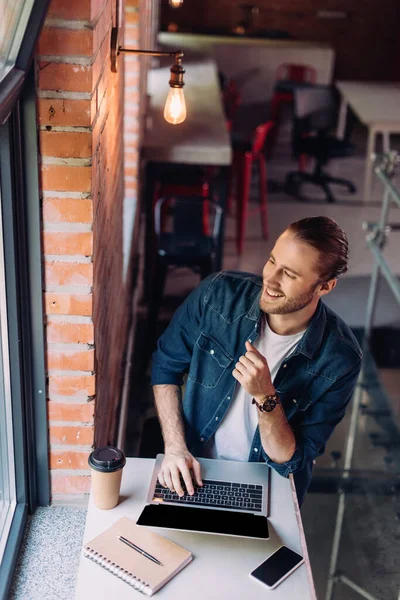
[287,216,348,281]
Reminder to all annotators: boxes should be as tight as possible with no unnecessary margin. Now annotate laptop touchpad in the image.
[136,504,269,540]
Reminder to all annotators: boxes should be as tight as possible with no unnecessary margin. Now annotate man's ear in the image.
[317,278,337,297]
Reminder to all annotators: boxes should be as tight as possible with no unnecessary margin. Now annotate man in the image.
[151,217,362,506]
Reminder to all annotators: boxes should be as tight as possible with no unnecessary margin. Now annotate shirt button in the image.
[254,448,258,452]
[215,417,219,421]
[200,437,205,442]
[293,399,297,403]
[210,349,214,355]
[227,396,230,400]
[283,364,287,368]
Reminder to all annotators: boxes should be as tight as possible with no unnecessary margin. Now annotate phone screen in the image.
[251,546,303,588]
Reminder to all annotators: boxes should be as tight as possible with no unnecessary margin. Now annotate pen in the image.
[118,535,163,566]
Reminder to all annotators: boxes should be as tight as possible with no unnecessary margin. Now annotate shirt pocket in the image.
[188,332,233,388]
[278,390,313,413]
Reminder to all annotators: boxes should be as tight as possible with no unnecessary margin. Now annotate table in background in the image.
[142,55,232,294]
[159,32,334,105]
[75,458,316,600]
[336,81,400,202]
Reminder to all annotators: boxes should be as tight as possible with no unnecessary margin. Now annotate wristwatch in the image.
[252,393,280,413]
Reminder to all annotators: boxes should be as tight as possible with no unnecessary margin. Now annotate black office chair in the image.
[149,195,223,336]
[284,86,356,203]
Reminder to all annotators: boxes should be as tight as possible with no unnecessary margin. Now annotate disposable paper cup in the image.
[88,446,126,510]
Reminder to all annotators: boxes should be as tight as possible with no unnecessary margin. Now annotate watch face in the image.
[262,398,277,412]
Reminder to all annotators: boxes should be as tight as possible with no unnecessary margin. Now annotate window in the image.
[0,161,17,565]
[0,0,35,83]
[0,1,50,597]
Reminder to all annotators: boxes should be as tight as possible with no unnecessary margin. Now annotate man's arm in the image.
[257,403,296,464]
[233,340,296,464]
[151,277,216,496]
[262,360,362,476]
[153,384,203,496]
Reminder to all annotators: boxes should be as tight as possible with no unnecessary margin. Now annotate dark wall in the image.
[160,0,399,81]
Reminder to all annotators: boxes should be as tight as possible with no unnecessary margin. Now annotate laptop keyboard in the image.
[153,479,263,512]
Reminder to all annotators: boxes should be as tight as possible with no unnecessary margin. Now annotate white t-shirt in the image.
[204,317,305,462]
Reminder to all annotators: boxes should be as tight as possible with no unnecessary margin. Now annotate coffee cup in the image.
[88,446,126,509]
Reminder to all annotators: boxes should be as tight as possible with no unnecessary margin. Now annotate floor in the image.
[127,118,400,599]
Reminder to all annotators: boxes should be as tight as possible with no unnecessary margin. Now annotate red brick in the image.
[51,473,91,495]
[38,62,92,93]
[48,400,94,422]
[47,321,94,344]
[126,11,139,25]
[90,0,107,21]
[47,347,95,371]
[43,232,93,256]
[92,33,110,89]
[42,198,93,223]
[46,0,91,21]
[37,27,93,56]
[45,262,93,287]
[125,73,139,87]
[40,131,92,158]
[48,374,95,396]
[37,99,92,127]
[50,424,94,445]
[45,293,92,316]
[50,450,91,470]
[41,165,91,193]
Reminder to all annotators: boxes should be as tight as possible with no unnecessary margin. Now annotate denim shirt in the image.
[151,271,362,479]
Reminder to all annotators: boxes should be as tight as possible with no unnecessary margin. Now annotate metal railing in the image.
[325,152,400,600]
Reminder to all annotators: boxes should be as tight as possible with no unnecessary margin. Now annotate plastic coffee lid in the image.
[88,446,126,473]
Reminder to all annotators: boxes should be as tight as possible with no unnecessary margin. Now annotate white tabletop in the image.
[336,81,400,130]
[75,458,316,600]
[142,56,232,166]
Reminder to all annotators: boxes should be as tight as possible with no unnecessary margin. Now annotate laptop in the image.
[136,454,270,540]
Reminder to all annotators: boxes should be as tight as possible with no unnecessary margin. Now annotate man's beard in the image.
[259,283,319,315]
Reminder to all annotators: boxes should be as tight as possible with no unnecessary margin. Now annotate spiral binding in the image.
[83,547,153,596]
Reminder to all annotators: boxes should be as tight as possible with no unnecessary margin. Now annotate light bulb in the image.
[164,87,187,125]
[169,0,183,7]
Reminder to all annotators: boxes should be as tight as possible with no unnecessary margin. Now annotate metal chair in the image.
[284,86,356,203]
[149,196,223,330]
[269,63,317,162]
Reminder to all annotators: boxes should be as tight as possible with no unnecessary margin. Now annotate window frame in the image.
[0,0,51,594]
[0,0,49,124]
[0,67,50,600]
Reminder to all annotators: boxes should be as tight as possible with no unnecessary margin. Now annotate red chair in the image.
[269,64,317,167]
[229,121,275,255]
[152,174,210,236]
[222,78,242,132]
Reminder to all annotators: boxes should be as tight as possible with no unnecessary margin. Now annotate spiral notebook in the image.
[83,517,193,596]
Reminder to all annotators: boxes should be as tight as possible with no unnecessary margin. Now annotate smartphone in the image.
[250,546,304,590]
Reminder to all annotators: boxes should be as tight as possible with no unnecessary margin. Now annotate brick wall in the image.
[160,0,398,81]
[37,0,145,500]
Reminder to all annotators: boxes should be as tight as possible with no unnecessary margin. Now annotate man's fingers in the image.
[234,361,246,375]
[238,355,257,371]
[158,472,167,488]
[170,466,185,497]
[178,462,195,495]
[245,341,263,357]
[163,468,175,492]
[232,367,242,381]
[191,459,203,487]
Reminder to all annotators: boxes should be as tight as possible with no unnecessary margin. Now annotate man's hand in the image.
[232,341,275,402]
[158,448,203,497]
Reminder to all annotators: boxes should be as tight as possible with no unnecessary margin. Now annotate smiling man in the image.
[151,217,362,506]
